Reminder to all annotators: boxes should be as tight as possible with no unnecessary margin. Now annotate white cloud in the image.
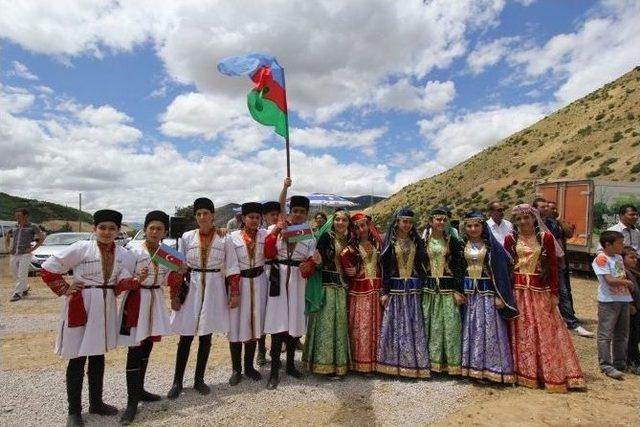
[0,85,398,220]
[419,103,548,167]
[0,84,35,113]
[291,126,387,156]
[374,80,456,113]
[508,0,640,104]
[0,0,507,121]
[466,37,518,75]
[8,60,39,80]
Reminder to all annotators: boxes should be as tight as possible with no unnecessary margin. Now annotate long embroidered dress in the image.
[423,235,464,374]
[303,231,350,375]
[460,240,516,383]
[341,241,382,373]
[377,237,430,378]
[504,232,585,392]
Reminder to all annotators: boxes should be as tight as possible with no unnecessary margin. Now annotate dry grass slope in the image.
[369,66,640,227]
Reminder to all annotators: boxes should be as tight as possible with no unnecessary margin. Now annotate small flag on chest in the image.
[284,223,313,243]
[151,243,186,271]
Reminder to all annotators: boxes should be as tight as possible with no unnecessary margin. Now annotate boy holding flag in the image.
[263,178,316,389]
[118,210,185,424]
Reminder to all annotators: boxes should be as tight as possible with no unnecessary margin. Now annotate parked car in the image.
[0,220,18,254]
[116,231,131,247]
[30,232,93,274]
[125,230,177,251]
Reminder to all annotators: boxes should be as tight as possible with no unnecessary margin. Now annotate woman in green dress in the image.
[423,206,465,375]
[303,210,351,377]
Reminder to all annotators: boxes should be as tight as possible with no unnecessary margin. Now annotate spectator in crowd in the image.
[534,198,594,337]
[607,205,639,251]
[4,208,45,302]
[592,231,634,380]
[314,212,327,231]
[622,246,640,374]
[486,201,513,246]
[226,211,243,232]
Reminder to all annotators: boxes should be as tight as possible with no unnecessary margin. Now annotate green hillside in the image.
[0,193,92,224]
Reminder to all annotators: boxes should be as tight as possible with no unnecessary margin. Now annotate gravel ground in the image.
[0,313,59,334]
[0,357,472,426]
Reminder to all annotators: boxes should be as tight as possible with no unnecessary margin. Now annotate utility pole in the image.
[78,193,82,232]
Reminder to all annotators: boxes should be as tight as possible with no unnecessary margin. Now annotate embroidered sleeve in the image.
[41,269,70,296]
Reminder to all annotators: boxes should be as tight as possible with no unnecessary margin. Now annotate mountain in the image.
[369,67,640,227]
[0,192,93,224]
[346,195,386,211]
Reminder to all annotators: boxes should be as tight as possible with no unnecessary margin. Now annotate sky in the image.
[1,0,639,221]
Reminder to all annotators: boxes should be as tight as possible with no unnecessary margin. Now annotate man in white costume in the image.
[167,197,240,399]
[41,209,141,427]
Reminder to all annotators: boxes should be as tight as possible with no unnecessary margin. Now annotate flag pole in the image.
[282,66,291,178]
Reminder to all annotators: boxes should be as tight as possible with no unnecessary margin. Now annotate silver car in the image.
[30,232,93,273]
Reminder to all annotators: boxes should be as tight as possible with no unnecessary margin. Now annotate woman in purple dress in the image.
[460,210,518,383]
[376,207,430,378]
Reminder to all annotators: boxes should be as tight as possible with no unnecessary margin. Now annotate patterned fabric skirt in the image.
[303,283,350,375]
[510,273,586,392]
[377,277,430,378]
[461,278,514,383]
[348,277,382,373]
[422,277,462,375]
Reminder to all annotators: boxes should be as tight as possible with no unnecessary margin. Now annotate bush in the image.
[595,112,606,121]
[577,126,592,137]
[565,156,582,166]
[631,162,640,174]
[581,156,593,163]
[559,169,568,177]
[529,165,538,173]
[612,131,623,142]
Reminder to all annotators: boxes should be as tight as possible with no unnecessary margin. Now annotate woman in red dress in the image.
[341,212,383,373]
[504,204,585,392]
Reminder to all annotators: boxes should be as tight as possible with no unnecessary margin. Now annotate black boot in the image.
[66,358,85,427]
[256,335,268,366]
[266,333,283,389]
[168,336,192,399]
[228,342,243,386]
[244,341,262,381]
[139,357,161,402]
[286,335,304,379]
[120,368,140,425]
[87,355,118,416]
[194,335,211,395]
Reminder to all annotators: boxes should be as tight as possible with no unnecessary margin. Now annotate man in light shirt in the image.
[486,201,512,246]
[607,204,639,251]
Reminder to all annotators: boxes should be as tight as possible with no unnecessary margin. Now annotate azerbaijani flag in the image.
[284,223,314,243]
[151,243,186,272]
[217,53,289,140]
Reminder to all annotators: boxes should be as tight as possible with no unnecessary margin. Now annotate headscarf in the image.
[305,213,337,314]
[380,207,426,287]
[512,204,564,257]
[350,212,383,248]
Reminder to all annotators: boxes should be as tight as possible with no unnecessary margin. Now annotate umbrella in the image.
[305,193,357,208]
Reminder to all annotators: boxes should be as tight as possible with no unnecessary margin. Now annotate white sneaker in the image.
[572,325,595,338]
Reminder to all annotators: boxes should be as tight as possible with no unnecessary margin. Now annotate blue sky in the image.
[1,0,638,220]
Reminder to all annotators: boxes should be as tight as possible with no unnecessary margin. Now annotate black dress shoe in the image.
[245,368,262,381]
[167,383,182,399]
[139,390,162,402]
[266,372,279,390]
[120,405,137,425]
[89,402,119,416]
[193,380,211,395]
[286,366,304,379]
[66,414,84,427]
[228,371,243,386]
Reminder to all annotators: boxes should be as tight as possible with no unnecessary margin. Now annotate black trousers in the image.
[629,312,640,366]
[66,354,106,415]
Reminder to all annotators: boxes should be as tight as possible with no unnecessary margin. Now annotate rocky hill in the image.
[0,192,93,225]
[369,67,640,227]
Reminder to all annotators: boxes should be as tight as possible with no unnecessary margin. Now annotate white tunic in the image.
[170,229,239,336]
[228,229,268,342]
[263,233,316,337]
[117,243,173,347]
[42,241,133,359]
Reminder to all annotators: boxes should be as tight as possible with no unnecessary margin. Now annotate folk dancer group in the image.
[41,178,589,427]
